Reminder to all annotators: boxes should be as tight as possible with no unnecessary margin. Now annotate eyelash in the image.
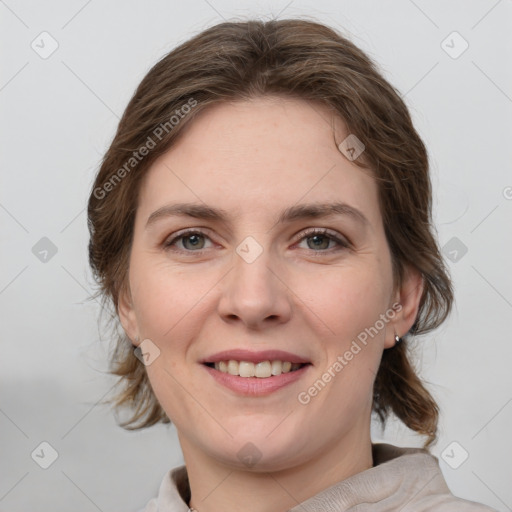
[163,227,350,255]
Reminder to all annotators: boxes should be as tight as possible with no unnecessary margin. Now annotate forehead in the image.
[138,96,381,228]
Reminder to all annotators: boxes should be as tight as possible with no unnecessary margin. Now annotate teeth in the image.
[239,361,255,377]
[271,360,282,375]
[255,361,271,378]
[227,360,239,375]
[213,360,305,378]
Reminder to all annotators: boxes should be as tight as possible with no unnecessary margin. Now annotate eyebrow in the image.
[146,201,369,230]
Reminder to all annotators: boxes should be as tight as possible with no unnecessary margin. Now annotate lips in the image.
[200,348,310,365]
[200,348,312,395]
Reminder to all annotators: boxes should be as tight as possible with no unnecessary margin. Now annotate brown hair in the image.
[88,18,454,449]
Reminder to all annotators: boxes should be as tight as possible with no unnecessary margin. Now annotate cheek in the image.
[297,262,389,337]
[299,264,389,398]
[129,255,212,339]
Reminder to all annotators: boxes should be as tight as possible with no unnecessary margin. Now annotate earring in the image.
[394,334,403,347]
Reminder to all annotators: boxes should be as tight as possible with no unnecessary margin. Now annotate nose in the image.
[217,243,292,331]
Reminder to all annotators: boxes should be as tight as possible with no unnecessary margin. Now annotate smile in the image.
[202,361,312,396]
[205,360,306,378]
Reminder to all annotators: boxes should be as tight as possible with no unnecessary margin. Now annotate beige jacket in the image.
[140,443,497,511]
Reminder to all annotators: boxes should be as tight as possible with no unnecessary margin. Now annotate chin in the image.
[210,445,308,473]
[199,427,311,472]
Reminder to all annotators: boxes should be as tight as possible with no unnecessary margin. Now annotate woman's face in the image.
[119,96,421,471]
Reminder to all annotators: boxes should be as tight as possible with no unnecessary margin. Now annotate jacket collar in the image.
[148,443,448,511]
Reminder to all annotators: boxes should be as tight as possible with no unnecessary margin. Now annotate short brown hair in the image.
[88,18,454,449]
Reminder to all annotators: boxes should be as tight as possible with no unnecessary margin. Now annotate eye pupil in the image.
[308,234,329,250]
[183,234,204,249]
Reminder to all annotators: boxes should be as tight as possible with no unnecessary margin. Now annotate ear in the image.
[384,265,424,349]
[117,281,140,346]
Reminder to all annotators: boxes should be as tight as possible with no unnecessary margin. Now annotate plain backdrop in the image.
[1,1,511,511]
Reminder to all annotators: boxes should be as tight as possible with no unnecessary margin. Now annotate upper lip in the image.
[201,349,311,364]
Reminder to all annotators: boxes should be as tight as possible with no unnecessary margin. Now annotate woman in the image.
[87,19,497,512]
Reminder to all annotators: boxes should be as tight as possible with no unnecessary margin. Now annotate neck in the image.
[180,422,373,512]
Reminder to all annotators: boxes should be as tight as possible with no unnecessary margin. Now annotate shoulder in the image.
[372,443,498,512]
[135,498,156,512]
[136,465,190,512]
[360,462,497,512]
[411,493,498,511]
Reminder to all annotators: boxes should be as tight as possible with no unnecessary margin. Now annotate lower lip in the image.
[202,364,311,396]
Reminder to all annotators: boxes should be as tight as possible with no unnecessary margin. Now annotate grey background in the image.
[1,0,511,511]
